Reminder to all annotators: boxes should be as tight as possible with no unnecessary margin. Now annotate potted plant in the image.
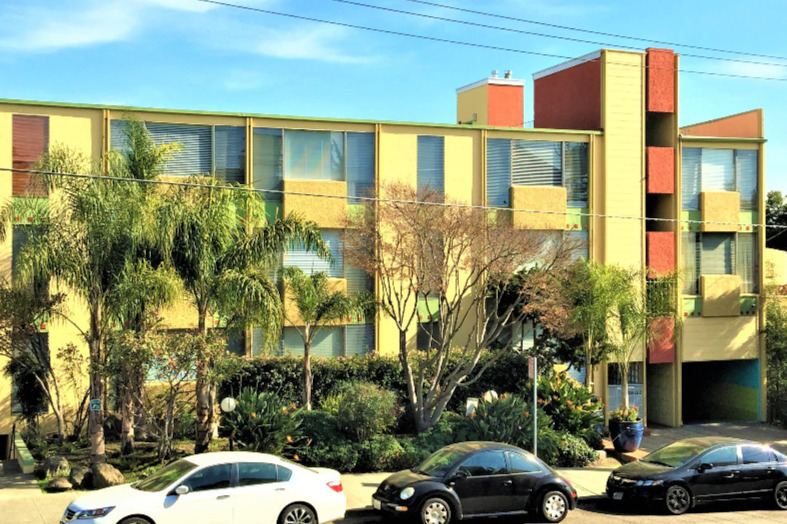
[608,405,644,452]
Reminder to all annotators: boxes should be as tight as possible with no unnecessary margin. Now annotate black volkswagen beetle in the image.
[607,436,787,515]
[372,441,577,523]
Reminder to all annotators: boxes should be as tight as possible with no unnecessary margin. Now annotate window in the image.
[284,131,344,181]
[417,136,444,200]
[347,132,374,203]
[458,451,507,476]
[681,148,759,211]
[345,324,375,356]
[486,139,588,207]
[508,452,541,474]
[280,326,343,358]
[184,464,232,492]
[701,446,738,467]
[145,122,212,176]
[12,115,49,197]
[681,232,756,294]
[253,128,283,201]
[417,321,441,350]
[741,446,774,464]
[238,463,279,486]
[214,126,246,184]
[283,230,343,278]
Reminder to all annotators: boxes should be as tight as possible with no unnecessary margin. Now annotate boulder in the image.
[47,477,72,492]
[43,456,69,477]
[68,465,91,489]
[91,463,124,489]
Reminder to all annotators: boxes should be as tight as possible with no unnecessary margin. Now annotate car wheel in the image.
[420,497,452,524]
[279,503,317,524]
[539,490,569,523]
[774,481,787,509]
[664,485,691,515]
[119,518,153,524]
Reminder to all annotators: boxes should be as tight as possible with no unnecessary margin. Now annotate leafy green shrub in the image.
[324,381,398,442]
[219,388,301,455]
[356,434,405,472]
[453,394,551,450]
[297,410,358,472]
[552,432,598,467]
[537,370,603,449]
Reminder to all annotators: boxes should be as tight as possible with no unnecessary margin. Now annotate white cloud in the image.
[250,25,374,64]
[718,60,787,80]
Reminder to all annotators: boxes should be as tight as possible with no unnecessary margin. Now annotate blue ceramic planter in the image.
[609,419,644,452]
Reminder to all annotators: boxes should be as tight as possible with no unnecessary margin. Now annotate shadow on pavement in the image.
[579,495,779,517]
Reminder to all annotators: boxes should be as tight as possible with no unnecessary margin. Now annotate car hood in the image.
[380,469,438,491]
[614,460,674,479]
[67,483,152,511]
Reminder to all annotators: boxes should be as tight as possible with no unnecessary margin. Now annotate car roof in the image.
[444,441,525,454]
[181,451,288,467]
[676,437,750,448]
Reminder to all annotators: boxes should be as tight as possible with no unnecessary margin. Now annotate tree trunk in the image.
[120,381,134,455]
[621,365,630,411]
[584,335,593,387]
[194,311,211,454]
[88,306,106,465]
[303,337,312,411]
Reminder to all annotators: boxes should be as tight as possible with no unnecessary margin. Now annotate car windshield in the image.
[643,440,714,468]
[133,459,198,492]
[414,448,466,477]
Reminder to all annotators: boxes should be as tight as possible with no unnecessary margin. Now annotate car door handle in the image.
[217,495,230,500]
[723,471,740,479]
[502,480,513,487]
[275,488,286,491]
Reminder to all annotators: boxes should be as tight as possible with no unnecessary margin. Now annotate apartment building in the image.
[0,47,765,454]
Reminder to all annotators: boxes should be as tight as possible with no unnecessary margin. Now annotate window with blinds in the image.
[214,126,246,184]
[345,324,374,356]
[737,233,758,293]
[417,135,445,199]
[485,139,588,207]
[701,233,734,275]
[682,232,755,294]
[252,128,283,201]
[681,147,759,211]
[283,230,343,278]
[346,132,374,203]
[284,131,344,181]
[12,115,49,197]
[280,326,343,358]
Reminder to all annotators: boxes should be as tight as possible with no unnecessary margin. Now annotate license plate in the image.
[613,492,624,500]
[373,498,382,510]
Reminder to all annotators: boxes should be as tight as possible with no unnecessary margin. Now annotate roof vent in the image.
[504,70,512,79]
[491,70,498,78]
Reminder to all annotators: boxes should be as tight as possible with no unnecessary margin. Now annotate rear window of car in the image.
[742,446,775,464]
[508,452,541,474]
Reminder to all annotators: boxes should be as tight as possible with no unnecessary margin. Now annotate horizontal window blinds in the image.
[681,148,701,210]
[417,135,444,197]
[511,140,561,187]
[109,119,131,155]
[311,327,344,358]
[345,324,374,356]
[736,150,758,211]
[284,230,343,278]
[284,131,344,181]
[252,128,283,201]
[681,233,699,294]
[280,327,305,357]
[214,126,246,184]
[564,142,589,207]
[701,234,734,275]
[701,149,734,192]
[146,122,212,176]
[346,132,375,203]
[486,139,512,207]
[737,233,758,293]
[12,115,49,197]
[345,265,373,294]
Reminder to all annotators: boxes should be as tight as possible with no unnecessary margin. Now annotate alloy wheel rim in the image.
[285,507,314,524]
[777,486,787,507]
[544,494,566,521]
[422,501,448,524]
[668,488,689,512]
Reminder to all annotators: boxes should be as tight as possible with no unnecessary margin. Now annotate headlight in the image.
[77,507,115,519]
[635,480,663,487]
[399,487,415,500]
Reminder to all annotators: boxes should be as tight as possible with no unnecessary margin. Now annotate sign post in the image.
[524,324,537,458]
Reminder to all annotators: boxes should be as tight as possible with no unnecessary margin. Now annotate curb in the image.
[346,508,377,518]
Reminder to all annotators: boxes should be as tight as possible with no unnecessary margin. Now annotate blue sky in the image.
[1,0,785,191]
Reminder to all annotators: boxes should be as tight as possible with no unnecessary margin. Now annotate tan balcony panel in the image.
[700,192,740,232]
[509,186,567,230]
[283,180,347,228]
[701,274,741,317]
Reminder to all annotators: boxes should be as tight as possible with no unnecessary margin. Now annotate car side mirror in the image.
[175,485,190,495]
[697,463,714,473]
[448,470,468,484]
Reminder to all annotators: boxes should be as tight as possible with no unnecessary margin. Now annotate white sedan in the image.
[60,451,346,524]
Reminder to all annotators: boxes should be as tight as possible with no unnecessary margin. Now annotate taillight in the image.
[327,480,343,493]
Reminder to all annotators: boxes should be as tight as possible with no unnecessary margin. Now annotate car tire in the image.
[419,497,452,524]
[664,484,692,515]
[774,481,787,509]
[538,490,569,523]
[278,503,317,524]
[119,518,153,524]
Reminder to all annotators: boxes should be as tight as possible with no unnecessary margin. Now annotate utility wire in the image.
[403,0,787,62]
[1,166,778,230]
[329,0,787,68]
[192,0,786,81]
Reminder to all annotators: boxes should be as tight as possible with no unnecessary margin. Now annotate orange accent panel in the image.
[533,60,602,130]
[681,109,764,139]
[648,316,675,364]
[487,84,524,127]
[646,48,675,113]
[646,146,674,194]
[647,232,675,276]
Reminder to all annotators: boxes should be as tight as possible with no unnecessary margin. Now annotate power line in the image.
[192,0,787,81]
[328,0,787,69]
[403,0,787,63]
[2,166,777,230]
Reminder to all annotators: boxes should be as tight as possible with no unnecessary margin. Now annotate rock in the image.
[68,465,91,489]
[43,456,69,477]
[91,463,124,490]
[47,477,72,492]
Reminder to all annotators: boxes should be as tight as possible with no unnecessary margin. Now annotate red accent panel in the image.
[12,115,49,197]
[646,48,675,113]
[647,231,675,276]
[681,109,763,139]
[533,59,601,130]
[646,146,674,194]
[649,316,675,364]
[488,83,524,127]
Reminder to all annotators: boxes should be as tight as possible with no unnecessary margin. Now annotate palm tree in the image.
[280,267,375,410]
[158,178,329,453]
